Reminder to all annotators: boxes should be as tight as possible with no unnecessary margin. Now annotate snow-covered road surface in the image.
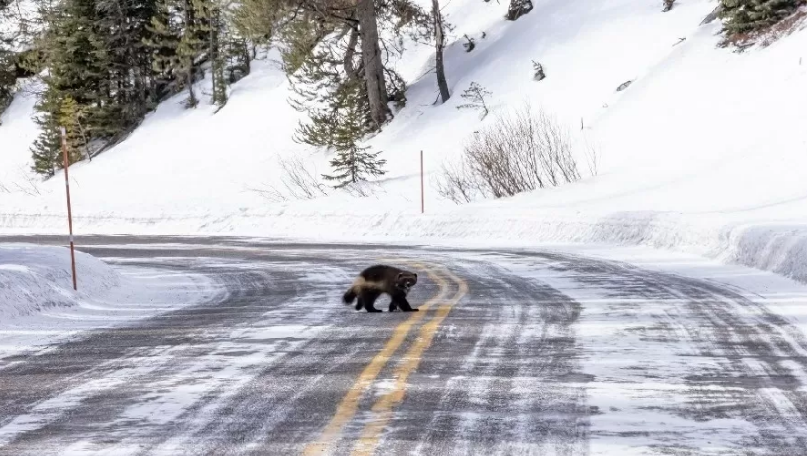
[2,236,807,455]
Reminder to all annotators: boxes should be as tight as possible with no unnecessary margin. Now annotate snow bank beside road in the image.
[0,243,120,320]
[0,243,224,362]
[4,207,807,287]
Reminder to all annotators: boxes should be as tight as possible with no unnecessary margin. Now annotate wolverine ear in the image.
[413,273,417,280]
[396,272,403,281]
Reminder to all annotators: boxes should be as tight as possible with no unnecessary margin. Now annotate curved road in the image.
[1,236,807,455]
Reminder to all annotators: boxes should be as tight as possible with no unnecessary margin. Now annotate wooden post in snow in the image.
[420,150,425,214]
[60,126,78,291]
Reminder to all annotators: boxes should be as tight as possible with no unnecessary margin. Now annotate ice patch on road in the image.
[230,324,323,340]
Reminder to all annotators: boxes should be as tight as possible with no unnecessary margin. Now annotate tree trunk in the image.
[184,0,197,107]
[242,39,251,74]
[432,0,450,103]
[343,26,360,83]
[210,13,216,98]
[357,0,390,127]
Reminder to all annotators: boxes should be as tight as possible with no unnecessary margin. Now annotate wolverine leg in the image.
[394,293,418,312]
[362,290,382,313]
[388,292,399,312]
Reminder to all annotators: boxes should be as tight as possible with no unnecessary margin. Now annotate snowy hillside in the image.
[2,0,807,280]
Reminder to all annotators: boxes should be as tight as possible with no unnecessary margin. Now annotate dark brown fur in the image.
[342,264,419,313]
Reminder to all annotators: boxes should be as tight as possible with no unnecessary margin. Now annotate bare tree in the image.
[432,0,450,103]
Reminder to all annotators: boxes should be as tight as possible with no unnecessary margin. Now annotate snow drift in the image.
[0,243,119,320]
[0,243,224,361]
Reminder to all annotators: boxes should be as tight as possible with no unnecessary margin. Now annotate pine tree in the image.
[145,0,208,107]
[719,0,805,35]
[321,82,386,188]
[323,143,387,189]
[30,0,106,172]
[29,87,83,176]
[225,37,251,82]
[0,47,15,115]
[281,0,429,148]
[30,91,63,177]
[456,81,492,119]
[58,95,90,160]
[95,0,160,133]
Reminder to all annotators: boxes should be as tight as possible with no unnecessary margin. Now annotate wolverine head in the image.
[396,272,418,293]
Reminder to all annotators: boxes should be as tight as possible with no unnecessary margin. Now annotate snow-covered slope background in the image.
[2,0,807,280]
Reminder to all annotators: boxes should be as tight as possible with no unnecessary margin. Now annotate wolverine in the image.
[342,264,419,313]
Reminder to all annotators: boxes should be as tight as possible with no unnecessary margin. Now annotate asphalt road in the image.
[1,236,807,455]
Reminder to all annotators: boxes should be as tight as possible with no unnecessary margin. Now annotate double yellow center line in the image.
[302,261,468,456]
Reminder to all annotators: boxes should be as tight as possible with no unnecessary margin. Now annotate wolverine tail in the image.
[343,287,358,304]
[343,276,367,306]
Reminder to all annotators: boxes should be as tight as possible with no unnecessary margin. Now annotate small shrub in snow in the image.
[456,81,492,119]
[532,60,546,81]
[616,80,633,92]
[463,34,476,52]
[662,0,675,12]
[437,103,582,203]
[434,160,479,204]
[505,0,534,20]
[249,155,329,202]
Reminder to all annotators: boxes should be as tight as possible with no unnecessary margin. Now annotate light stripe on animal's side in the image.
[301,262,448,456]
[350,266,469,456]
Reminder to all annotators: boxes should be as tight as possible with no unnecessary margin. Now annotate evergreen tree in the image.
[58,95,90,160]
[323,142,387,189]
[45,0,108,108]
[225,36,251,82]
[29,0,106,173]
[94,0,160,134]
[145,0,208,107]
[29,87,83,176]
[321,82,386,188]
[0,47,14,115]
[280,0,429,150]
[719,0,805,35]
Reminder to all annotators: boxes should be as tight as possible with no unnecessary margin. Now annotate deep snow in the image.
[1,0,807,284]
[0,244,223,362]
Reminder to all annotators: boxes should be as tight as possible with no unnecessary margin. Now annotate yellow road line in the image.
[301,262,448,456]
[350,266,469,456]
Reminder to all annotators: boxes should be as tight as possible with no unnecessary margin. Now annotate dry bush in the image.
[579,134,600,178]
[436,103,583,204]
[433,160,479,204]
[0,168,44,197]
[343,179,384,198]
[248,154,329,202]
